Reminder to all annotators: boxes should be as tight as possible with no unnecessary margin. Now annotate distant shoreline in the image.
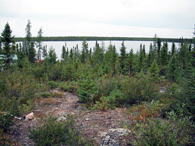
[13,36,193,43]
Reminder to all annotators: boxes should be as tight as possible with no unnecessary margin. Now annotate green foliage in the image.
[149,60,159,82]
[59,81,78,93]
[166,56,179,82]
[78,71,98,103]
[121,73,158,104]
[48,47,57,64]
[0,111,14,132]
[131,111,194,146]
[29,116,93,146]
[105,89,124,107]
[47,81,58,89]
[1,22,14,69]
[0,70,38,116]
[39,92,51,98]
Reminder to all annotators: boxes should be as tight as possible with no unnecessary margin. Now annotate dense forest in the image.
[0,20,195,145]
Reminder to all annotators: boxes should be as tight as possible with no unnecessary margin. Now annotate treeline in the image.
[13,36,192,43]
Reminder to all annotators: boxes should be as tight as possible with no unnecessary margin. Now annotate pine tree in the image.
[29,42,36,63]
[112,45,117,76]
[129,49,134,75]
[120,41,126,74]
[157,38,161,64]
[25,20,32,58]
[160,42,168,66]
[36,28,43,61]
[81,40,88,63]
[61,45,66,60]
[42,45,48,59]
[1,22,14,69]
[166,56,179,82]
[149,60,159,82]
[78,70,98,103]
[48,47,57,64]
[171,41,176,56]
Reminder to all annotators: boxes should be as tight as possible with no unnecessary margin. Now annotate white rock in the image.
[57,116,66,122]
[24,112,35,121]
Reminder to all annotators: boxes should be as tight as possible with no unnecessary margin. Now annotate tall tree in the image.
[25,20,32,58]
[120,41,126,74]
[81,40,88,63]
[157,37,161,64]
[48,47,57,64]
[61,45,66,60]
[166,56,179,82]
[1,23,14,69]
[160,42,168,66]
[29,42,36,63]
[36,28,43,60]
[171,41,176,56]
[149,60,159,82]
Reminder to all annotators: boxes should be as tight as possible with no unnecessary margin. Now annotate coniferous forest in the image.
[0,21,195,145]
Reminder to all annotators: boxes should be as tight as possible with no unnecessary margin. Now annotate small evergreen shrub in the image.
[59,81,78,93]
[39,92,51,98]
[29,116,93,146]
[0,111,14,132]
[47,81,58,89]
[78,71,98,103]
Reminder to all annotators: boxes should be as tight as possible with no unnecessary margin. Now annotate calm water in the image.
[40,41,179,60]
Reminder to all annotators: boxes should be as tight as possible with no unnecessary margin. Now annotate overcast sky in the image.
[0,0,194,38]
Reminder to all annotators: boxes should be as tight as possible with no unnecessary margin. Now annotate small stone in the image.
[24,112,35,121]
[57,116,66,122]
[85,118,89,121]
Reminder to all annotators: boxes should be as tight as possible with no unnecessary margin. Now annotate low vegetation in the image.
[0,21,194,145]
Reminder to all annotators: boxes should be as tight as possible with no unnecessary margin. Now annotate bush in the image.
[39,92,51,98]
[0,111,14,132]
[121,74,158,105]
[130,111,195,146]
[97,76,120,97]
[78,71,98,103]
[47,81,58,89]
[29,116,93,146]
[59,81,78,93]
[105,89,124,107]
[0,70,38,116]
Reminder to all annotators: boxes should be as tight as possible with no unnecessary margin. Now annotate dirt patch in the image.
[7,89,132,145]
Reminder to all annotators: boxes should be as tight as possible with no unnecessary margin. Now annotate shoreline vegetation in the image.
[13,36,193,43]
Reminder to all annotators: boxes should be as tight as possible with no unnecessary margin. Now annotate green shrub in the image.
[0,70,38,116]
[78,71,98,103]
[131,111,195,146]
[39,92,51,98]
[0,111,14,132]
[29,116,93,146]
[97,76,120,97]
[59,81,78,93]
[47,81,58,89]
[105,89,124,107]
[121,74,158,104]
[94,97,112,111]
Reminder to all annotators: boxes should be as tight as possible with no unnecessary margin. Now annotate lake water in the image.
[40,41,180,60]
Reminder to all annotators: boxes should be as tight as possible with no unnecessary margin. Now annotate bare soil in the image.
[7,89,132,145]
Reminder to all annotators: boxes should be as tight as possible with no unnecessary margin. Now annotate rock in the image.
[85,118,89,121]
[24,112,35,121]
[57,116,66,122]
[99,128,131,146]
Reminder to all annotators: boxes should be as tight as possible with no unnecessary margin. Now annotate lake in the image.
[40,41,180,60]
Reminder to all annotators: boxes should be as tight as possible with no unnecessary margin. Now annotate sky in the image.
[0,0,195,38]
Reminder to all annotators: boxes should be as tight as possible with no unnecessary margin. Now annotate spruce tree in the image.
[29,42,36,63]
[157,38,161,64]
[1,22,14,69]
[160,42,168,66]
[25,20,32,58]
[171,41,176,56]
[149,60,159,82]
[120,41,126,74]
[36,28,43,61]
[61,45,66,60]
[166,56,179,82]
